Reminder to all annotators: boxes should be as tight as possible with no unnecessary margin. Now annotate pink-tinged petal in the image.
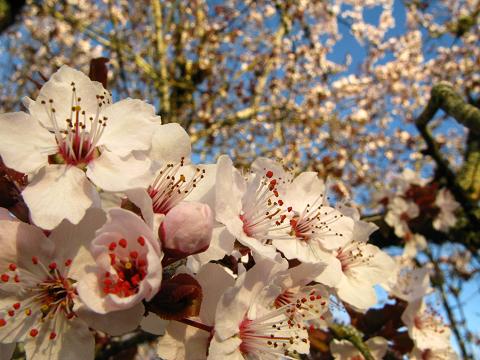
[24,316,94,360]
[22,165,99,230]
[86,151,152,192]
[0,112,56,174]
[27,65,108,131]
[149,123,191,164]
[77,303,144,336]
[97,99,160,157]
[78,208,163,313]
[93,208,160,254]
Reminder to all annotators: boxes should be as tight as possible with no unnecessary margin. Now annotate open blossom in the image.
[330,337,388,360]
[410,346,459,360]
[271,172,354,263]
[384,258,432,302]
[208,257,311,360]
[385,196,419,238]
[433,188,459,232]
[0,65,159,229]
[77,208,163,314]
[255,259,330,327]
[401,300,451,352]
[215,155,291,258]
[314,209,395,312]
[0,208,141,359]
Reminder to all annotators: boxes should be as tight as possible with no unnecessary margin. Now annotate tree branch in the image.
[329,324,374,360]
[414,82,480,229]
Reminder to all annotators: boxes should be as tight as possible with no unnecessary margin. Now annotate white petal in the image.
[86,151,152,192]
[24,317,94,360]
[28,65,108,131]
[215,155,245,224]
[49,208,107,280]
[187,226,235,273]
[314,252,343,287]
[77,303,145,336]
[140,312,168,335]
[157,322,210,360]
[149,123,191,163]
[207,336,243,360]
[97,99,160,157]
[125,188,155,229]
[197,263,235,324]
[76,270,108,313]
[22,165,99,230]
[95,208,160,254]
[0,112,55,174]
[336,275,378,312]
[284,172,325,211]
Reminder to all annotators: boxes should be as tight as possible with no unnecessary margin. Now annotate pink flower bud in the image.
[160,201,213,257]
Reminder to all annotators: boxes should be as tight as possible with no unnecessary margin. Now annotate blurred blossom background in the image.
[0,0,479,359]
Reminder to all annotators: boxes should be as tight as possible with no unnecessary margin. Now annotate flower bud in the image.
[160,201,213,257]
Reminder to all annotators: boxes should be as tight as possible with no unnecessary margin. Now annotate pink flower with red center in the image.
[77,208,163,314]
[0,65,160,230]
[0,208,142,359]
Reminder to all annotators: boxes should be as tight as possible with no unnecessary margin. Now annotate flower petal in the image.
[86,151,152,192]
[22,165,99,230]
[97,99,160,157]
[0,112,56,174]
[24,317,94,360]
[149,123,191,164]
[27,65,108,131]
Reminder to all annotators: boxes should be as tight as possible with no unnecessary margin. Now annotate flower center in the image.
[0,257,76,341]
[336,242,373,272]
[288,198,346,243]
[239,170,291,240]
[274,288,328,322]
[42,82,111,168]
[102,237,148,297]
[238,306,308,359]
[148,158,206,214]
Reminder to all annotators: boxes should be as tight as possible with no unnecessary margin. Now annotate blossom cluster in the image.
[377,169,460,258]
[0,66,457,359]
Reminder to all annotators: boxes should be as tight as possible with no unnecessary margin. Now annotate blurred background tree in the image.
[0,0,479,359]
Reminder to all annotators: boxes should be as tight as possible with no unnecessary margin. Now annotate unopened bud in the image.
[160,201,213,257]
